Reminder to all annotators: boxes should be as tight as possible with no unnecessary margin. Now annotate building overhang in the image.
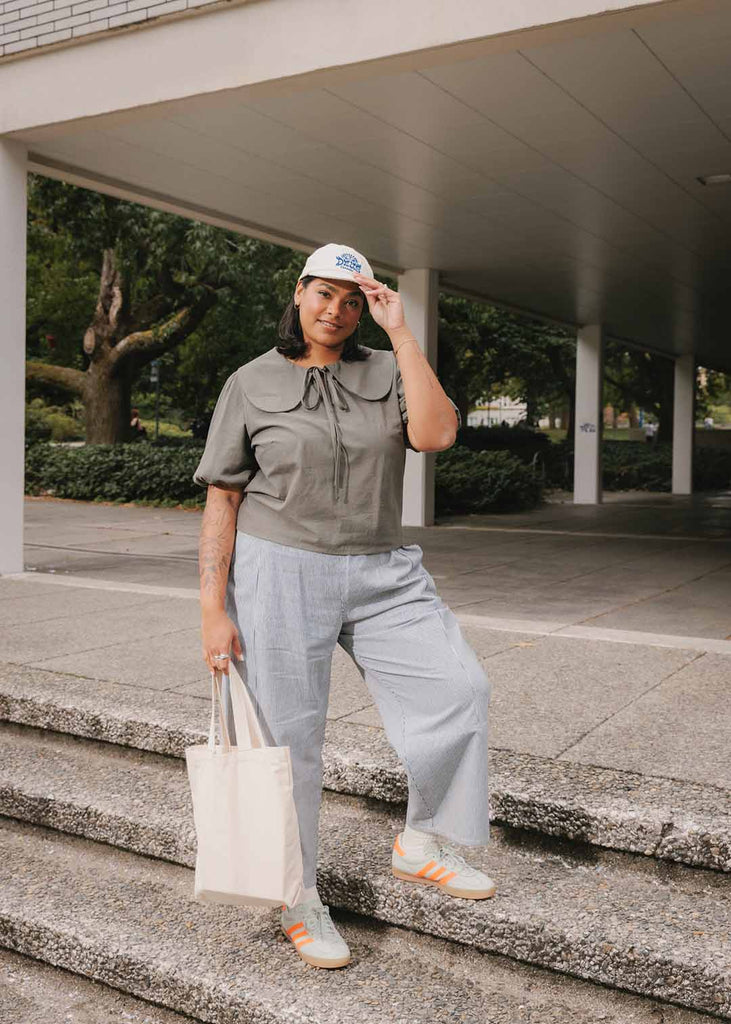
[2,0,731,368]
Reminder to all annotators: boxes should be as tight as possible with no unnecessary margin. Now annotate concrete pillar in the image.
[0,140,27,575]
[573,324,604,505]
[672,353,695,495]
[399,268,439,527]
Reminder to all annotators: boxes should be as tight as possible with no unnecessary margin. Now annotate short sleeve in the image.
[395,366,417,451]
[193,372,257,489]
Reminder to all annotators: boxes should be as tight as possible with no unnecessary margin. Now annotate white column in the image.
[672,353,694,495]
[399,268,439,527]
[573,324,604,505]
[0,141,27,575]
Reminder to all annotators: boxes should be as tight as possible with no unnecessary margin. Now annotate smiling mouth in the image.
[318,320,342,330]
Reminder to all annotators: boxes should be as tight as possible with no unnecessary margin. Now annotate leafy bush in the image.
[690,445,731,491]
[25,440,544,515]
[456,424,552,463]
[541,440,731,492]
[436,446,543,514]
[25,442,206,504]
[25,399,84,443]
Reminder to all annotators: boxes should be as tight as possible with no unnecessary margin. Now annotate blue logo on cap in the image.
[335,251,362,273]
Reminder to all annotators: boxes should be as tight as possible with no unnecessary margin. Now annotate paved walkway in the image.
[4,493,731,792]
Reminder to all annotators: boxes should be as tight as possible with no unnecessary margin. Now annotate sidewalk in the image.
[5,494,730,793]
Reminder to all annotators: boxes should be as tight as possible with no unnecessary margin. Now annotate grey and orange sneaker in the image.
[280,897,351,969]
[392,833,497,899]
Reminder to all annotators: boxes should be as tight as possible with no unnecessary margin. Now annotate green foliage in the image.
[25,443,206,504]
[437,296,576,425]
[25,441,543,514]
[25,399,84,443]
[541,440,731,492]
[455,424,552,462]
[435,447,543,515]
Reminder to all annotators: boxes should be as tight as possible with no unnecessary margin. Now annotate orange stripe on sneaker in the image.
[286,922,304,936]
[293,932,311,945]
[437,871,457,885]
[297,937,314,947]
[394,837,405,857]
[430,866,447,880]
[416,860,437,878]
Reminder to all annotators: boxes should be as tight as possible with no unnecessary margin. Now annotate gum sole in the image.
[392,866,497,900]
[281,929,351,969]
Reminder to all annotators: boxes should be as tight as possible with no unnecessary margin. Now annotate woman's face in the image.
[295,277,364,350]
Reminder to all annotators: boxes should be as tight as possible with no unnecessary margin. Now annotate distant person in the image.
[704,416,714,430]
[644,421,658,444]
[130,408,147,440]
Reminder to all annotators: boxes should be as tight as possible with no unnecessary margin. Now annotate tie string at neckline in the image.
[302,366,350,502]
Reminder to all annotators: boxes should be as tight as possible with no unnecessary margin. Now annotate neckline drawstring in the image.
[302,366,350,502]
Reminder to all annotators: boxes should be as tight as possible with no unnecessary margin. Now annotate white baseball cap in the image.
[298,243,373,287]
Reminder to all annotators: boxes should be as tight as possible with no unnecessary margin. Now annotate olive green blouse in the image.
[193,346,417,554]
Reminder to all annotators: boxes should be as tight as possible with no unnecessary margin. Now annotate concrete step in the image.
[1,663,729,872]
[1,721,729,1017]
[0,816,720,1024]
[0,947,198,1024]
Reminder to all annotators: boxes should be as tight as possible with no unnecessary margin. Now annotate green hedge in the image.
[25,441,545,514]
[540,440,731,492]
[456,424,552,463]
[435,446,543,514]
[25,442,206,505]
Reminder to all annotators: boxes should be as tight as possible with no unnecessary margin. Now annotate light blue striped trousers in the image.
[225,531,491,888]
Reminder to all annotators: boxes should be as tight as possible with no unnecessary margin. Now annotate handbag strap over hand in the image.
[208,666,267,751]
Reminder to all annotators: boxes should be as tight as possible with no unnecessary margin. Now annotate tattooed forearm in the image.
[199,485,243,612]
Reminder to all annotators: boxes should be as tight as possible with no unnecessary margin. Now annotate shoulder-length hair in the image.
[276,275,370,362]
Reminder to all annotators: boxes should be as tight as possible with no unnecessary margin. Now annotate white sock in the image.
[400,824,435,856]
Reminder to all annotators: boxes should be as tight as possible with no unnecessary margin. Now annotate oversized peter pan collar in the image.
[238,346,395,412]
[238,347,397,502]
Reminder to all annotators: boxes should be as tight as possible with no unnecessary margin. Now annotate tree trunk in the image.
[83,365,133,444]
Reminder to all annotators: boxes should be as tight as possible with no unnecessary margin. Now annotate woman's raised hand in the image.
[352,272,405,335]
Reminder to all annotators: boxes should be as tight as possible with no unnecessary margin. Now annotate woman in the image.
[194,243,494,971]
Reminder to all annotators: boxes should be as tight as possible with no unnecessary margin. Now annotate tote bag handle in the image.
[208,664,266,752]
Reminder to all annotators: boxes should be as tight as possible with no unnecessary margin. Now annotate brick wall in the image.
[0,0,223,58]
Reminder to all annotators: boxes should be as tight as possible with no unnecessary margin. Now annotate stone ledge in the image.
[0,813,728,1019]
[0,947,197,1024]
[1,663,729,872]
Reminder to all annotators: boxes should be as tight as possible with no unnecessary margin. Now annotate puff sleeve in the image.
[193,372,258,489]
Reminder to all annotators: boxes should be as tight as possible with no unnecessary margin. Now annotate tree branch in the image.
[110,290,217,371]
[26,361,86,397]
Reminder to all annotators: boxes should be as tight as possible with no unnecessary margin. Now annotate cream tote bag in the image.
[185,663,304,908]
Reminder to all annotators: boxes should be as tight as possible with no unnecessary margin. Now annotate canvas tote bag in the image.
[185,663,304,908]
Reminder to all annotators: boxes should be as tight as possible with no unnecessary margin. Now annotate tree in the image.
[603,343,676,440]
[25,176,294,442]
[437,296,576,429]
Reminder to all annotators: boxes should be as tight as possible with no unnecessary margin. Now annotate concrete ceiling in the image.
[14,2,731,368]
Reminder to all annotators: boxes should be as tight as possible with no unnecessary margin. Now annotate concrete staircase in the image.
[1,662,729,1022]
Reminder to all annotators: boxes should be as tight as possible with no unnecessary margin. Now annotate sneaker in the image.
[392,833,497,899]
[280,897,351,969]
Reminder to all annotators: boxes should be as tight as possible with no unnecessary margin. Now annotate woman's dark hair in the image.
[277,275,370,362]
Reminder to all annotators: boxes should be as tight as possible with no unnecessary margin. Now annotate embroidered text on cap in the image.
[335,252,362,274]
